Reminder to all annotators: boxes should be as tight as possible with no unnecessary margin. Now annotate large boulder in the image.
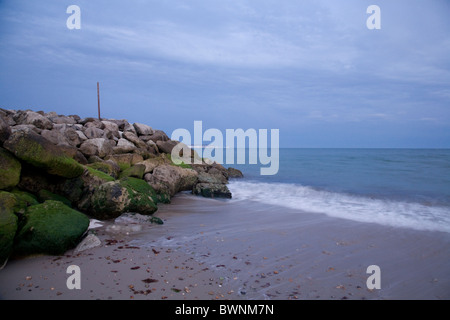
[16,111,53,130]
[0,148,21,190]
[193,183,232,199]
[78,178,158,220]
[156,140,179,154]
[122,131,147,149]
[137,155,170,174]
[86,161,120,179]
[119,164,146,179]
[144,165,198,198]
[133,123,154,136]
[3,130,84,179]
[79,138,113,158]
[41,129,71,146]
[114,138,136,154]
[101,121,120,139]
[197,170,228,185]
[227,167,244,178]
[48,115,77,125]
[0,192,18,268]
[83,127,105,139]
[105,153,144,171]
[14,200,90,255]
[147,130,169,143]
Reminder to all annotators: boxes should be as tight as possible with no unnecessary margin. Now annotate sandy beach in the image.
[1,192,449,300]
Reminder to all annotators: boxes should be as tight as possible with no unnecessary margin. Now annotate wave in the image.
[228,181,450,233]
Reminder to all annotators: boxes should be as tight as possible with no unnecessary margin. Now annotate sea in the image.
[129,147,450,299]
[226,148,450,234]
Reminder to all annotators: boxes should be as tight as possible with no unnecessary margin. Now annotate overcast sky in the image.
[0,0,449,147]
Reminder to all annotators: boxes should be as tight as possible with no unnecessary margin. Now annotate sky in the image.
[0,0,449,148]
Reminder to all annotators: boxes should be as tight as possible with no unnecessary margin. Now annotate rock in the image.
[74,151,88,165]
[133,123,154,136]
[123,122,137,135]
[75,130,88,143]
[69,114,81,122]
[119,177,159,213]
[88,155,103,163]
[101,121,120,138]
[105,153,144,171]
[137,156,169,174]
[53,176,85,204]
[82,166,115,189]
[11,124,41,134]
[41,129,71,146]
[197,171,228,185]
[79,138,113,158]
[147,130,169,143]
[83,127,105,139]
[0,148,21,190]
[17,166,54,194]
[123,131,147,149]
[74,233,101,253]
[156,140,179,154]
[78,178,158,219]
[49,115,77,125]
[86,161,120,179]
[115,212,164,225]
[59,126,82,147]
[144,165,198,198]
[3,130,84,179]
[114,138,136,154]
[227,167,244,178]
[119,164,146,179]
[0,114,11,144]
[132,147,154,159]
[0,192,18,268]
[10,189,40,209]
[104,119,127,131]
[14,200,90,255]
[38,189,72,207]
[193,183,232,199]
[82,119,105,129]
[19,111,53,130]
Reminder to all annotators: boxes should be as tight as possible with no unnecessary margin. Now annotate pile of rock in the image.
[0,108,243,267]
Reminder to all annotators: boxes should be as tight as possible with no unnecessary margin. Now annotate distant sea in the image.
[224,148,450,233]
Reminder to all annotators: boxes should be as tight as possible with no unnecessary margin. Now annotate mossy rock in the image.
[38,190,72,207]
[119,164,145,179]
[0,192,19,267]
[87,161,119,179]
[3,131,84,179]
[14,200,89,256]
[77,181,128,219]
[0,147,21,190]
[78,178,158,220]
[85,166,115,182]
[119,177,158,214]
[193,183,232,199]
[10,189,40,208]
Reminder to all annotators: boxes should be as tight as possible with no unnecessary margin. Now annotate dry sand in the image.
[1,193,449,300]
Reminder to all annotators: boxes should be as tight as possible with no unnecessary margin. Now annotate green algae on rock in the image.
[0,192,18,267]
[0,147,21,190]
[3,131,84,179]
[14,200,89,256]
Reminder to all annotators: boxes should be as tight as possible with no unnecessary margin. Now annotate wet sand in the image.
[1,193,449,300]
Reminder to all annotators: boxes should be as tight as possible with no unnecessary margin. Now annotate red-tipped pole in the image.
[97,82,101,120]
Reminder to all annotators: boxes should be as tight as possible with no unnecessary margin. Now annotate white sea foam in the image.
[229,181,450,233]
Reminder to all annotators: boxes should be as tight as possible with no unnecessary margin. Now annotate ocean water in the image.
[225,148,450,233]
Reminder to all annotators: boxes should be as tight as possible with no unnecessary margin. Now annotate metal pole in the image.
[97,82,101,120]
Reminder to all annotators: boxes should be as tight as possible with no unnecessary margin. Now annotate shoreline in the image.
[1,193,449,300]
